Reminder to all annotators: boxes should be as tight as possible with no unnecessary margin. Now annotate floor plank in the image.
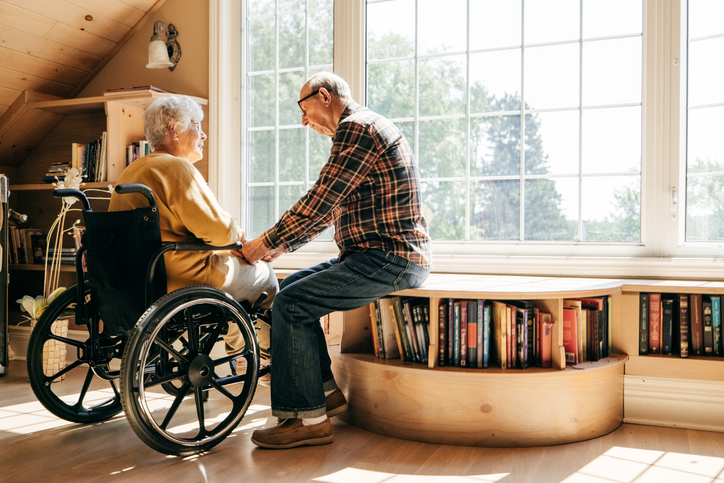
[3,360,724,483]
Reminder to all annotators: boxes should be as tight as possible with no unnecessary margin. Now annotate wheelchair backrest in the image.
[82,204,167,336]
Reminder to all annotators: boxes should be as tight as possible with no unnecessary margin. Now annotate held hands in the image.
[235,236,285,264]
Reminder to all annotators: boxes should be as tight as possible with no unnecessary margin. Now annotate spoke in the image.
[144,370,185,388]
[45,359,83,382]
[214,348,255,368]
[209,378,235,401]
[47,333,84,349]
[194,387,207,438]
[153,338,189,364]
[185,309,199,353]
[201,314,229,355]
[159,382,192,430]
[72,366,96,410]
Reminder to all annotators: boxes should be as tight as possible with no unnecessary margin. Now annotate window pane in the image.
[689,0,724,38]
[309,9,333,66]
[279,13,305,69]
[470,49,522,114]
[581,176,640,242]
[535,111,579,175]
[248,0,274,19]
[686,173,724,242]
[470,180,520,241]
[418,0,466,55]
[308,133,332,179]
[524,43,579,110]
[525,178,577,241]
[419,119,466,178]
[470,0,521,50]
[368,60,415,119]
[279,0,303,13]
[582,107,641,174]
[279,184,306,218]
[583,37,642,106]
[279,70,306,126]
[423,180,466,241]
[249,186,275,236]
[279,128,305,182]
[248,17,275,72]
[249,74,275,127]
[367,0,415,60]
[419,56,467,117]
[583,0,642,38]
[688,37,724,107]
[471,115,520,177]
[249,130,275,183]
[524,0,579,45]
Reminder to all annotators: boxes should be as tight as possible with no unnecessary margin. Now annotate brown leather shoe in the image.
[325,389,348,418]
[251,418,333,449]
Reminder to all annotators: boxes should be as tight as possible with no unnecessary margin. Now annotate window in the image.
[225,0,724,276]
[685,0,724,242]
[243,0,334,237]
[366,0,643,244]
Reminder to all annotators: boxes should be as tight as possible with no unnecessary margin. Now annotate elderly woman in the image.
[108,95,277,364]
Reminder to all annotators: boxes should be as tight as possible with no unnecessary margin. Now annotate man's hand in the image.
[261,245,287,263]
[237,236,272,265]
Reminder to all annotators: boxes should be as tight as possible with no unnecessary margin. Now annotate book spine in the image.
[483,304,490,369]
[679,294,689,358]
[453,302,460,367]
[649,293,661,354]
[703,298,713,355]
[661,297,674,355]
[639,293,649,355]
[438,300,447,367]
[467,301,477,368]
[477,300,484,369]
[460,302,467,367]
[690,294,703,356]
[448,299,455,366]
[713,296,722,357]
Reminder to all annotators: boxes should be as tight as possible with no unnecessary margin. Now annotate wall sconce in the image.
[146,20,181,71]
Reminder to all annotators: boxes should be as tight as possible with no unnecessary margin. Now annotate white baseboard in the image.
[9,325,87,362]
[624,375,724,432]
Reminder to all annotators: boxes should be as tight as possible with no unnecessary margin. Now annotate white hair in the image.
[144,95,204,150]
[306,72,353,105]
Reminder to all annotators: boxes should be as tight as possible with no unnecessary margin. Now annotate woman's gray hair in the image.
[144,95,204,150]
[307,72,353,105]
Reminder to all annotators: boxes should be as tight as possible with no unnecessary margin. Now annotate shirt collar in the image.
[339,101,361,123]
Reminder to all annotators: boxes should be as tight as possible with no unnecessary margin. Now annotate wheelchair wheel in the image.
[120,286,260,456]
[27,283,124,423]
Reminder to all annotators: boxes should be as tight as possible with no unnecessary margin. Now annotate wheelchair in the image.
[26,183,271,456]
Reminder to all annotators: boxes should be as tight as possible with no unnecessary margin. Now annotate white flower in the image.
[56,168,83,206]
[16,287,66,320]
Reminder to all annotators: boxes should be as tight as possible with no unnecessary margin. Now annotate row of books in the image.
[8,226,44,264]
[127,140,151,165]
[562,296,612,365]
[369,297,431,364]
[42,133,108,183]
[639,293,724,357]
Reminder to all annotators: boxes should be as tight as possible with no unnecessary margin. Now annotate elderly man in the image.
[240,72,431,449]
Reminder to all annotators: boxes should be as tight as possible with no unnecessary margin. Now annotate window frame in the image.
[209,0,724,280]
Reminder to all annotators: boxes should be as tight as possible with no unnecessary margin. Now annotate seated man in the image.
[108,95,277,367]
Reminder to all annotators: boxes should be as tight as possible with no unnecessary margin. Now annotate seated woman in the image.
[108,95,277,368]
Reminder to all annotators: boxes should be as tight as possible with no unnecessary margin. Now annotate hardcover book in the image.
[491,301,508,369]
[377,298,400,360]
[438,300,447,366]
[639,293,649,355]
[649,293,662,354]
[713,296,721,357]
[690,294,703,356]
[661,296,674,355]
[679,294,689,358]
[562,307,578,365]
[703,297,713,355]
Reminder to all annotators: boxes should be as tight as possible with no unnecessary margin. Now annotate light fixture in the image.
[146,20,181,71]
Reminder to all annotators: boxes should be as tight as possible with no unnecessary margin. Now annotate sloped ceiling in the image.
[0,0,167,117]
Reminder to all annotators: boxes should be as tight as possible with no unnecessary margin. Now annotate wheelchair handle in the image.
[115,183,156,206]
[53,189,91,211]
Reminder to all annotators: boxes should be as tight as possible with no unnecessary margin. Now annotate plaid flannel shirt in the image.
[262,102,432,269]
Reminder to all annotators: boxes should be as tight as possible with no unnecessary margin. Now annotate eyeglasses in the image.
[297,89,320,115]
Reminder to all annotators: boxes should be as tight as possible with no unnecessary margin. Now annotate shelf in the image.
[10,182,111,192]
[10,264,77,272]
[332,348,627,447]
[625,354,724,382]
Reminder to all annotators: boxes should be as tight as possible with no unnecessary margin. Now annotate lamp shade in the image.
[146,39,174,69]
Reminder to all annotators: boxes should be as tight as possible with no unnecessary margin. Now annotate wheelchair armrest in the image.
[115,184,156,207]
[170,241,243,252]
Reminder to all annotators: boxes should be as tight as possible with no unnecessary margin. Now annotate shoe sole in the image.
[326,402,349,418]
[251,434,333,449]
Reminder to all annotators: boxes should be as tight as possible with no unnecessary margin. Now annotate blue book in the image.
[713,296,721,357]
[662,296,674,355]
[476,300,485,369]
[453,302,461,366]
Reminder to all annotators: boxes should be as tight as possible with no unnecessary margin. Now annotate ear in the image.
[319,88,332,106]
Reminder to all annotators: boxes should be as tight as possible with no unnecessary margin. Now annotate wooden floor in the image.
[3,361,724,483]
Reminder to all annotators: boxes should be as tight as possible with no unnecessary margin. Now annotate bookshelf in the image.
[1,90,208,346]
[329,275,724,446]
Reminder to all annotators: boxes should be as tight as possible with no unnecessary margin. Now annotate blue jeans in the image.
[270,250,429,419]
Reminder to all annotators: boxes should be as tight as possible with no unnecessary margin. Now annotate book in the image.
[373,300,385,358]
[649,293,662,354]
[453,301,461,366]
[460,301,468,367]
[369,302,380,357]
[391,297,414,362]
[639,293,649,355]
[491,301,508,369]
[515,307,528,369]
[679,294,689,358]
[562,307,578,365]
[713,296,721,357]
[507,304,515,369]
[476,300,485,369]
[377,298,400,360]
[448,299,455,366]
[412,302,429,364]
[564,300,584,362]
[690,294,703,356]
[482,302,490,369]
[661,296,674,355]
[467,300,477,368]
[402,298,421,363]
[438,300,447,366]
[22,228,43,265]
[540,312,553,368]
[703,297,713,355]
[104,85,174,95]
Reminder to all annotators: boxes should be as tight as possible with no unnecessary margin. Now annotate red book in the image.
[690,294,704,356]
[648,293,662,354]
[562,307,578,365]
[541,313,553,368]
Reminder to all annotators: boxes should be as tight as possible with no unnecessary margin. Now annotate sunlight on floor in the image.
[313,468,509,482]
[0,389,123,434]
[561,446,724,483]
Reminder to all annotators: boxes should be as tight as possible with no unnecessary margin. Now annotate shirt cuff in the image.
[262,226,282,250]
